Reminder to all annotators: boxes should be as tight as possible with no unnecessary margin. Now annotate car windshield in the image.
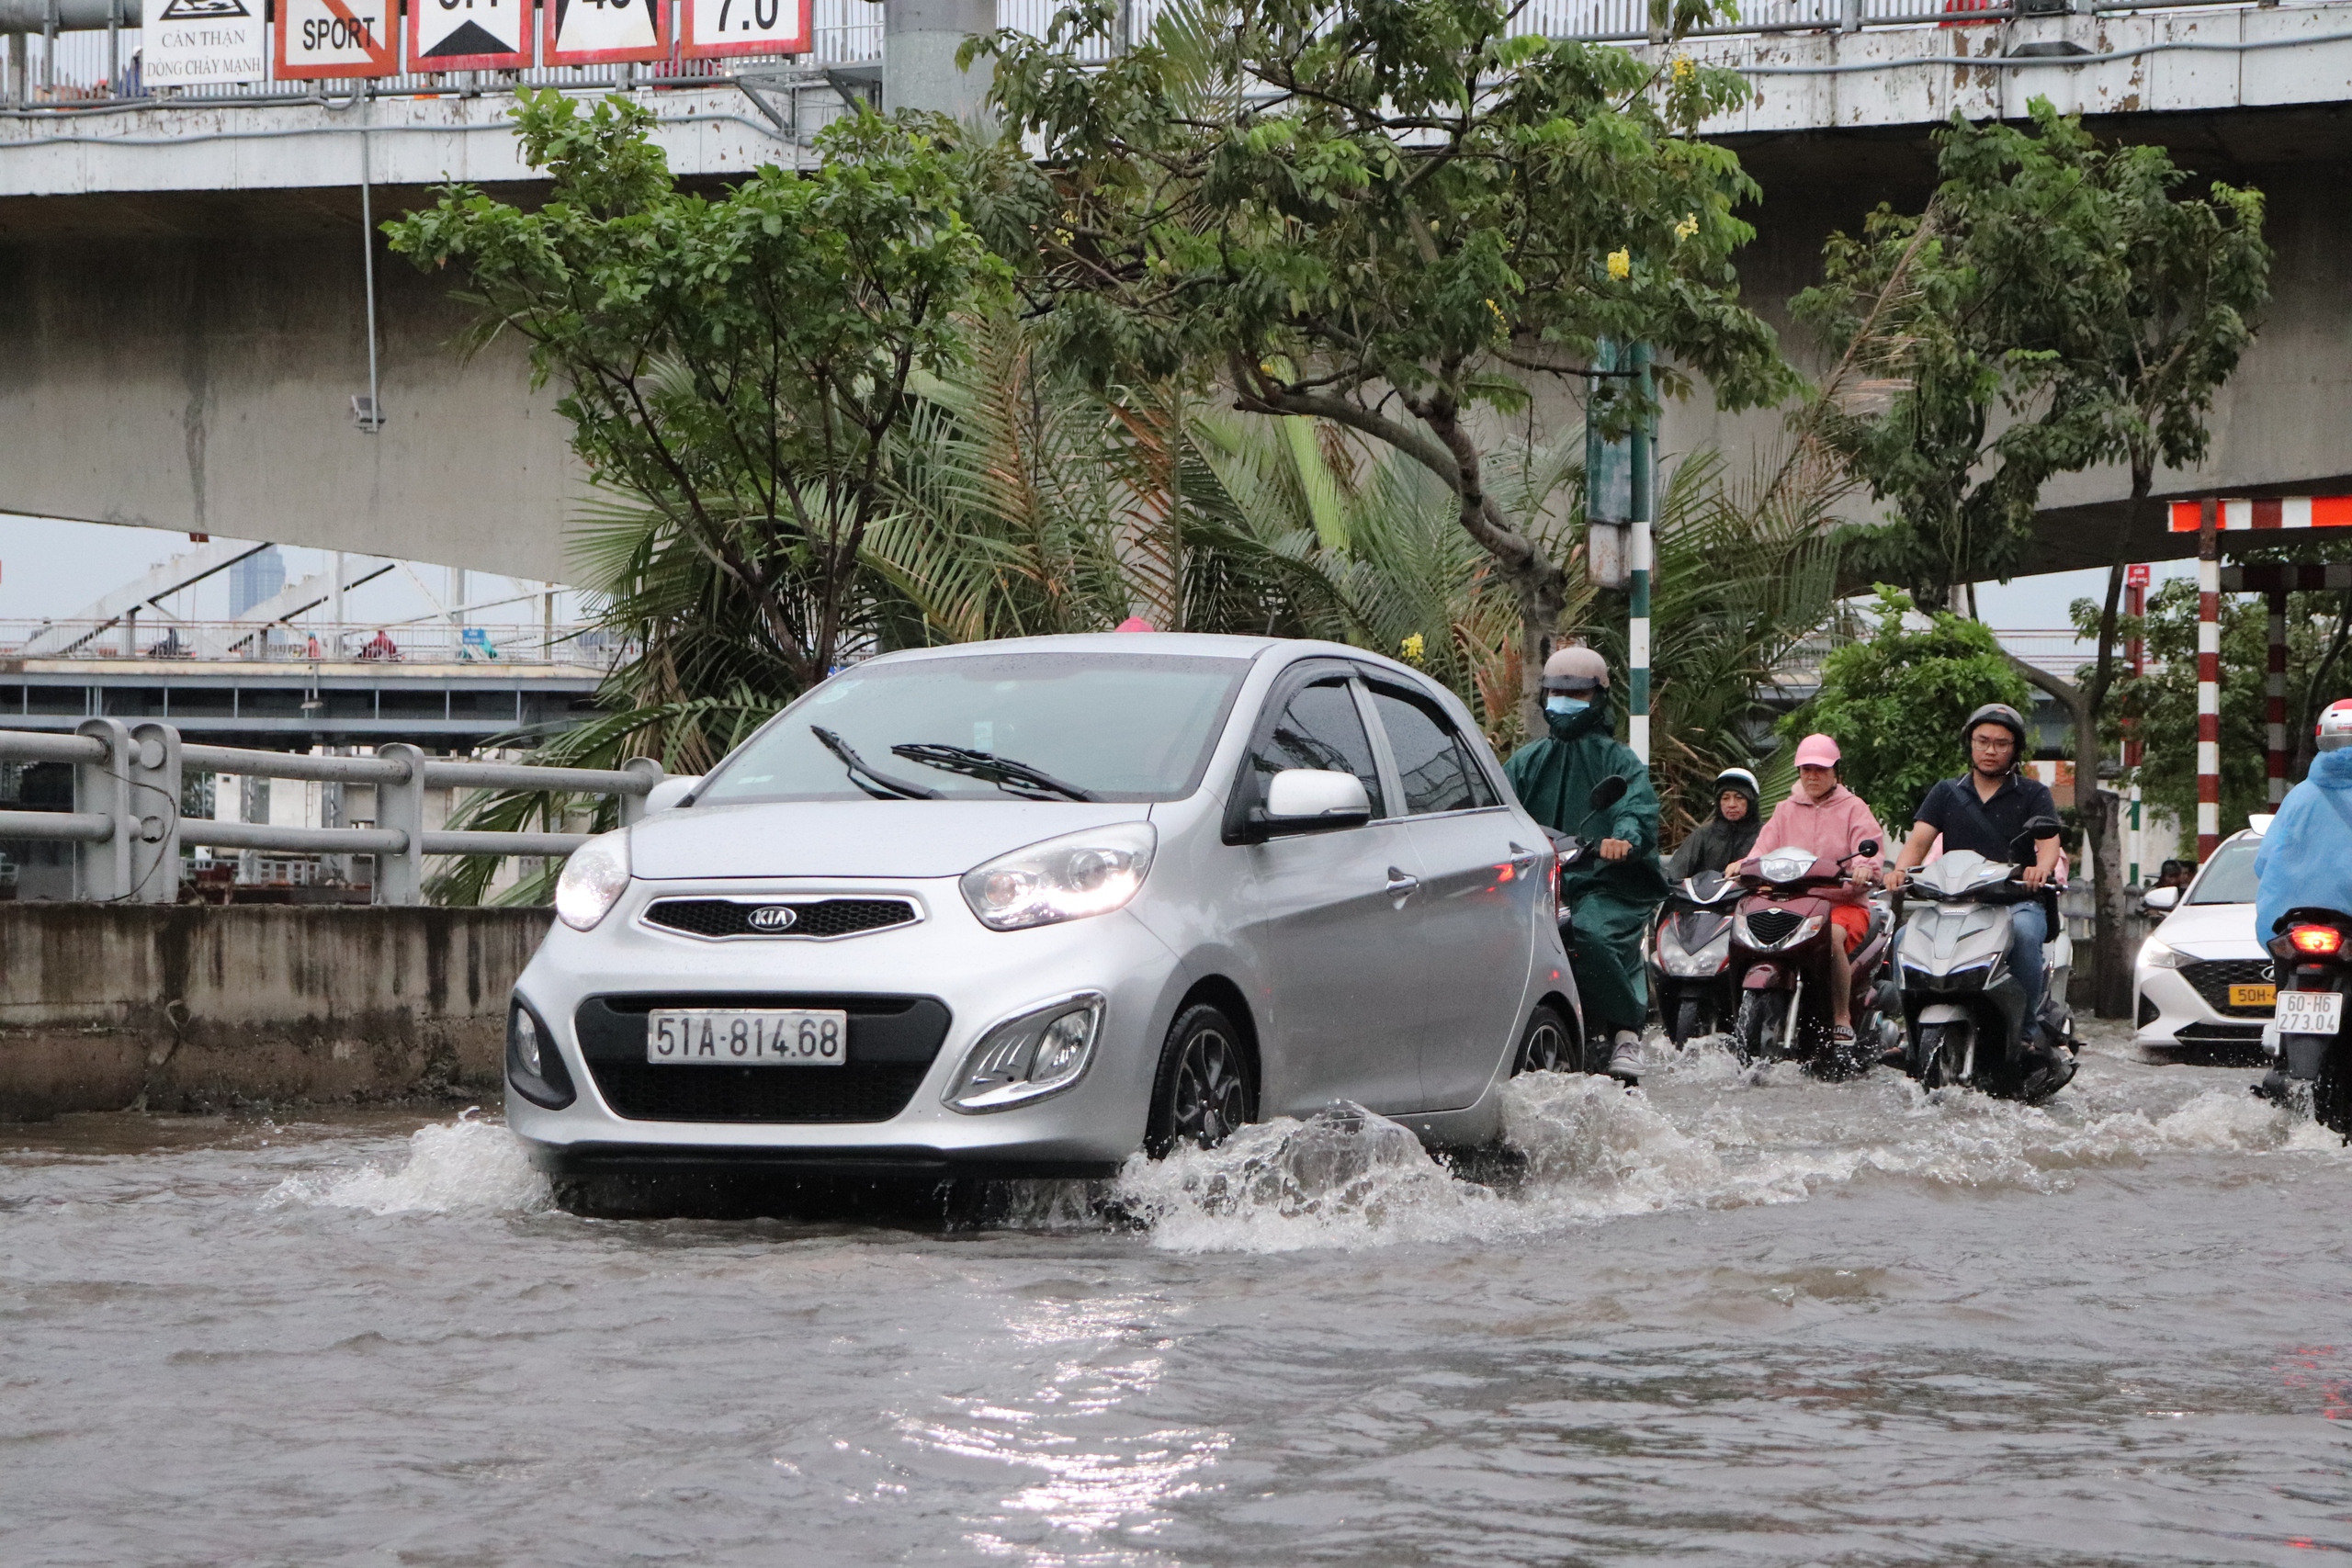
[2187,837,2261,904]
[695,652,1253,806]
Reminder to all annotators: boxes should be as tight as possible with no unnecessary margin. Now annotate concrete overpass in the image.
[3,0,2349,579]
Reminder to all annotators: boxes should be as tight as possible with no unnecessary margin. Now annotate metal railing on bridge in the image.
[0,719,657,904]
[0,0,2315,112]
[0,618,625,669]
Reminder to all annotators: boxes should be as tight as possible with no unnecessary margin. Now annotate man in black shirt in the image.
[1884,703,2064,1053]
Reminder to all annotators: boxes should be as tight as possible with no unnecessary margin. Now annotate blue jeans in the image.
[2008,900,2049,1040]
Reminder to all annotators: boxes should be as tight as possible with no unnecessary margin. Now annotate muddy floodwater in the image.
[6,1025,2352,1566]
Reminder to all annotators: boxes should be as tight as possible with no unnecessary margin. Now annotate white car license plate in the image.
[2276,990,2343,1036]
[647,1010,849,1066]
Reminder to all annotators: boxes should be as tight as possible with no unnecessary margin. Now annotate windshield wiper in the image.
[889,742,1100,803]
[810,726,941,801]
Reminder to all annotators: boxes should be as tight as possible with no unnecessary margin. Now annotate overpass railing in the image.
[0,720,659,904]
[0,618,626,668]
[0,0,2314,110]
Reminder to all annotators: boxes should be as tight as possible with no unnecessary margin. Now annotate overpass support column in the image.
[883,0,998,119]
[2197,501,2221,862]
[2268,587,2290,805]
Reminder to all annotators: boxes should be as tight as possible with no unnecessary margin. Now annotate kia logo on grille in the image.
[746,905,799,932]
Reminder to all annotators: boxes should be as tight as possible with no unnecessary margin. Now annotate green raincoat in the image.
[1504,701,1670,1035]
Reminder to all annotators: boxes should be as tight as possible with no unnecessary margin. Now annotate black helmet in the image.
[1963,702,2029,766]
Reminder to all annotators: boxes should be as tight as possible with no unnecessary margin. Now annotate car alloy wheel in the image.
[1148,1004,1254,1156]
[1514,1002,1578,1075]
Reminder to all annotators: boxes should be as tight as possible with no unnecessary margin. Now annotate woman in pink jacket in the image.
[1733,734,1884,1043]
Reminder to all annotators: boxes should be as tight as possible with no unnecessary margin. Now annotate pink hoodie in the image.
[1749,782,1884,900]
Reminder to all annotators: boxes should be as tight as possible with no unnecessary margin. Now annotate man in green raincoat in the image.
[1504,646,1669,1084]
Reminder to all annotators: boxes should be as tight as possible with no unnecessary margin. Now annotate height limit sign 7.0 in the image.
[683,0,808,57]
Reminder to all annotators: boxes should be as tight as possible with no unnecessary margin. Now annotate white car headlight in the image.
[555,829,630,931]
[944,994,1104,1111]
[2140,939,2188,970]
[960,823,1156,931]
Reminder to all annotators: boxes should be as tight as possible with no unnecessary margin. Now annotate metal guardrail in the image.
[0,719,660,904]
[0,618,625,668]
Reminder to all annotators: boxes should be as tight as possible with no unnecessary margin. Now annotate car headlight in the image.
[944,994,1104,1111]
[961,823,1156,931]
[554,829,630,931]
[2140,939,2188,970]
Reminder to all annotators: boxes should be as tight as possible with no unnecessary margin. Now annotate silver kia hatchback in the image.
[505,633,1581,1185]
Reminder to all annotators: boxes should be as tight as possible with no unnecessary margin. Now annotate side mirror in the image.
[2026,815,2064,839]
[1261,769,1372,834]
[1588,774,1629,813]
[1857,839,1880,859]
[641,774,703,814]
[2142,885,2180,913]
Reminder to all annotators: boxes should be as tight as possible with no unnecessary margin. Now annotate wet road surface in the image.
[5,1025,2350,1566]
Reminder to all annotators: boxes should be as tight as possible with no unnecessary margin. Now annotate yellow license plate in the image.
[2231,984,2277,1008]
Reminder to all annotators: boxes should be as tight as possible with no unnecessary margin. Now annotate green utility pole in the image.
[1627,342,1654,766]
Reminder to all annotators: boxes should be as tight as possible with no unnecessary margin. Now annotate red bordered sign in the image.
[681,0,808,59]
[411,0,535,72]
[545,0,669,64]
[274,0,399,78]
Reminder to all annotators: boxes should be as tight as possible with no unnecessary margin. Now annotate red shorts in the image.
[1829,901,1869,953]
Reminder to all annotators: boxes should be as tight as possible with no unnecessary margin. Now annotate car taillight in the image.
[1551,855,1564,922]
[2290,925,2345,956]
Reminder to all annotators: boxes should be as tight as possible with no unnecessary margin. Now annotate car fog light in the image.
[514,1008,542,1077]
[961,824,1155,931]
[945,994,1104,1112]
[555,829,630,931]
[507,998,573,1108]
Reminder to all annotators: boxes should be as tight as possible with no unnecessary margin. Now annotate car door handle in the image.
[1385,868,1420,897]
[1508,841,1539,872]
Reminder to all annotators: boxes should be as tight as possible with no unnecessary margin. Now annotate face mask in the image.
[1544,695,1589,716]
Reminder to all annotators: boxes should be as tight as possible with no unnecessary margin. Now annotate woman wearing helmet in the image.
[1665,767,1762,885]
[1884,702,2068,1091]
[1744,735,1885,1043]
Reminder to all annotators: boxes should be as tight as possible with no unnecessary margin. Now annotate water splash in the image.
[266,1111,550,1216]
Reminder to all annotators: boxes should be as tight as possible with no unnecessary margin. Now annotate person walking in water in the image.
[1504,646,1669,1085]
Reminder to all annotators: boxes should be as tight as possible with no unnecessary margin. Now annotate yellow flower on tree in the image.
[1674,212,1700,241]
[1607,248,1632,280]
[1672,56,1694,82]
[1399,633,1427,666]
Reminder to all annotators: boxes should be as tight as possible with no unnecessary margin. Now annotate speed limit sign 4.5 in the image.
[682,0,808,58]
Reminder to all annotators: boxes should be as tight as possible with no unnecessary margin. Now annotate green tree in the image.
[384,91,1012,698]
[968,0,1791,733]
[1795,98,2267,1016]
[1781,588,2032,832]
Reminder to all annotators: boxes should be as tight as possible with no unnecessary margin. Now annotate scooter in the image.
[2262,906,2352,1134]
[1726,840,1892,1077]
[1650,870,1740,1043]
[1891,818,2076,1102]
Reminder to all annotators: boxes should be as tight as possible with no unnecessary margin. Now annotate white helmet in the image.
[2317,699,2352,753]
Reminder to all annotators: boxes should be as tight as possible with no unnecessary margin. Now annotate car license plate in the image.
[2276,990,2343,1036]
[2230,983,2277,1008]
[647,1010,848,1066]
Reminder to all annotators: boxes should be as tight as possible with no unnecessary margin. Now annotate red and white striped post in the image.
[2267,587,2290,805]
[2197,499,2222,863]
[2125,562,2147,884]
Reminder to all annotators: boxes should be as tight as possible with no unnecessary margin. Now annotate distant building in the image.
[228,547,284,618]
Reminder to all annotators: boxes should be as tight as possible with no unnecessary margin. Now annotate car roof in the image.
[855,633,1437,685]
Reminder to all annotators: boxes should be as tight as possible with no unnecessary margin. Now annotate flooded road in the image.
[6,1026,2351,1566]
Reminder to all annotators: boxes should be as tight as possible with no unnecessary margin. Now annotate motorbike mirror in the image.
[1588,774,1629,812]
[1857,839,1879,859]
[2025,815,2063,839]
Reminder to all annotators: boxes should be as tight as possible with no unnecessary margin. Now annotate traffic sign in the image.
[545,0,668,64]
[2126,562,2150,587]
[274,0,398,79]
[146,0,265,85]
[412,0,534,70]
[682,0,808,58]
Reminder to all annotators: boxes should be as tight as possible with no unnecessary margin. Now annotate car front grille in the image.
[642,897,919,941]
[2179,958,2278,1017]
[1744,908,1804,947]
[573,993,952,1123]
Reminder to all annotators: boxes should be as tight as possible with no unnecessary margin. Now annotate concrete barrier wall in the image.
[0,904,551,1119]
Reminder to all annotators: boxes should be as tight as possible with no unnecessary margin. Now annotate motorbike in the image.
[1650,870,1740,1043]
[1725,840,1893,1076]
[2262,905,2352,1134]
[1890,818,2076,1102]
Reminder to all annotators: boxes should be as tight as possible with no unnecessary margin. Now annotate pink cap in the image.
[1115,616,1157,633]
[1793,733,1842,769]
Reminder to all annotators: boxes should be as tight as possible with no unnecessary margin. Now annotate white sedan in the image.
[2133,826,2270,1061]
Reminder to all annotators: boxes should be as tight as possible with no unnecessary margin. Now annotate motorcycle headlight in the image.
[961,823,1156,931]
[554,829,630,931]
[944,994,1103,1111]
[2139,939,2188,971]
